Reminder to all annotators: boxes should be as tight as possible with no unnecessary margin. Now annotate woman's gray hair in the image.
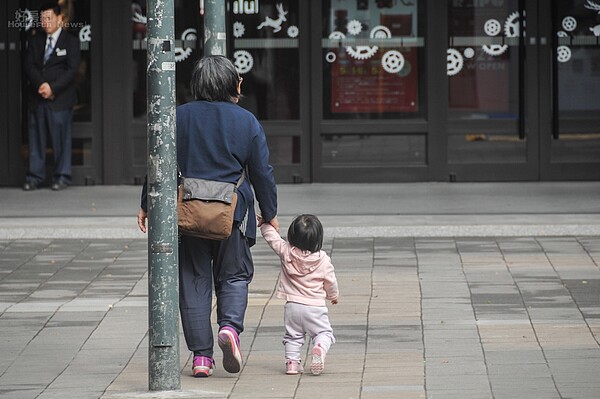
[190,55,240,102]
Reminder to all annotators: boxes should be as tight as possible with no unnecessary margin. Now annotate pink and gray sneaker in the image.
[192,356,215,378]
[285,359,304,375]
[310,344,326,375]
[218,326,243,373]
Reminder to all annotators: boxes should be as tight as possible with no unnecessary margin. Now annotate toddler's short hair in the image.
[287,214,323,253]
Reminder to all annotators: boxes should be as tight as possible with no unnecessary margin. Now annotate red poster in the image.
[330,47,418,113]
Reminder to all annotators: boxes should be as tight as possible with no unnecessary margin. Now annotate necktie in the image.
[44,36,54,64]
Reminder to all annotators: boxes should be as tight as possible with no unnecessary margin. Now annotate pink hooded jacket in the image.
[260,223,339,307]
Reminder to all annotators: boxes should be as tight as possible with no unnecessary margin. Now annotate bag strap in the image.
[178,163,245,188]
[236,170,246,188]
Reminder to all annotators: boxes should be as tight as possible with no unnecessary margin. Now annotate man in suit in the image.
[23,2,80,191]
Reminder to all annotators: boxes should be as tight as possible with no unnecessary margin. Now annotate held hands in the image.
[257,215,279,232]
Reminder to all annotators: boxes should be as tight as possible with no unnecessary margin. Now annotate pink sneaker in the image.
[192,356,214,378]
[218,326,243,373]
[285,359,304,375]
[310,345,326,375]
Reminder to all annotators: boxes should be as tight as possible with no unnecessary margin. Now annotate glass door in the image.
[1,2,9,184]
[229,0,309,183]
[446,0,600,181]
[540,0,600,179]
[313,0,430,182]
[446,0,537,181]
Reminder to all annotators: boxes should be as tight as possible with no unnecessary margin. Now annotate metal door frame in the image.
[538,0,600,180]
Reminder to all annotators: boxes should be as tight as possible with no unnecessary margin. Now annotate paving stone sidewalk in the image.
[1,235,599,399]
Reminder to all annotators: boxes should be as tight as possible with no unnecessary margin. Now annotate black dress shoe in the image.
[51,180,69,191]
[23,181,38,191]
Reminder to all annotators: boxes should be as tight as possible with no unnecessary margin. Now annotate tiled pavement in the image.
[1,235,599,399]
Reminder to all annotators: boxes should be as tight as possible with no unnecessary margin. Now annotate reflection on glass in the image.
[448,135,525,164]
[553,1,600,163]
[66,0,92,122]
[72,138,92,166]
[447,0,526,164]
[131,0,200,119]
[231,0,300,120]
[322,0,424,119]
[266,136,301,164]
[447,0,521,121]
[132,0,147,120]
[322,134,425,165]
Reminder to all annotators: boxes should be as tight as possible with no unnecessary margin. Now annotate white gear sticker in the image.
[381,50,405,74]
[370,25,392,39]
[562,16,577,32]
[234,50,254,74]
[556,45,572,63]
[79,24,92,42]
[346,45,378,60]
[287,25,299,38]
[325,52,336,63]
[504,11,523,37]
[175,28,197,62]
[447,48,464,76]
[482,44,508,56]
[329,31,346,40]
[557,31,569,38]
[484,19,502,36]
[233,22,245,38]
[346,20,362,36]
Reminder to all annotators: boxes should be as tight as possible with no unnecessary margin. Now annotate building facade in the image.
[1,0,600,186]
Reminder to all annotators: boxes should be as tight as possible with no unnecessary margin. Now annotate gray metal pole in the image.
[146,0,180,391]
[204,0,227,55]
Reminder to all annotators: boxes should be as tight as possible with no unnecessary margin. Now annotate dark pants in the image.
[179,224,254,358]
[27,103,73,184]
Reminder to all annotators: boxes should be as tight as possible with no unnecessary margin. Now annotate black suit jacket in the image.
[24,29,81,111]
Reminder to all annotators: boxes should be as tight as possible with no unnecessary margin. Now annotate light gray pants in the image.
[283,302,335,361]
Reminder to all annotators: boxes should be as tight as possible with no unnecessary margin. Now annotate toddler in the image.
[259,214,339,375]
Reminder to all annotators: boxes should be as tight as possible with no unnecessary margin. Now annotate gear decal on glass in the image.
[504,11,523,37]
[79,25,92,42]
[233,22,245,38]
[370,25,392,39]
[381,50,405,74]
[234,50,254,74]
[329,31,346,40]
[482,44,508,56]
[175,28,197,62]
[287,25,299,38]
[484,19,502,36]
[346,46,379,60]
[463,48,475,59]
[325,52,336,63]
[556,46,572,63]
[447,48,464,76]
[562,16,577,32]
[346,20,363,36]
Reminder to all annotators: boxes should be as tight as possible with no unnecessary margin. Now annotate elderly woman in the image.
[138,55,278,377]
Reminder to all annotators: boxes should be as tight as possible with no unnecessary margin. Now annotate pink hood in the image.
[261,223,339,307]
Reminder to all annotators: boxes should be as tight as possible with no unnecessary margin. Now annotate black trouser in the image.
[178,224,254,357]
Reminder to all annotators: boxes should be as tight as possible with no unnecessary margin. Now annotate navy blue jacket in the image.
[142,100,277,245]
[24,29,80,111]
